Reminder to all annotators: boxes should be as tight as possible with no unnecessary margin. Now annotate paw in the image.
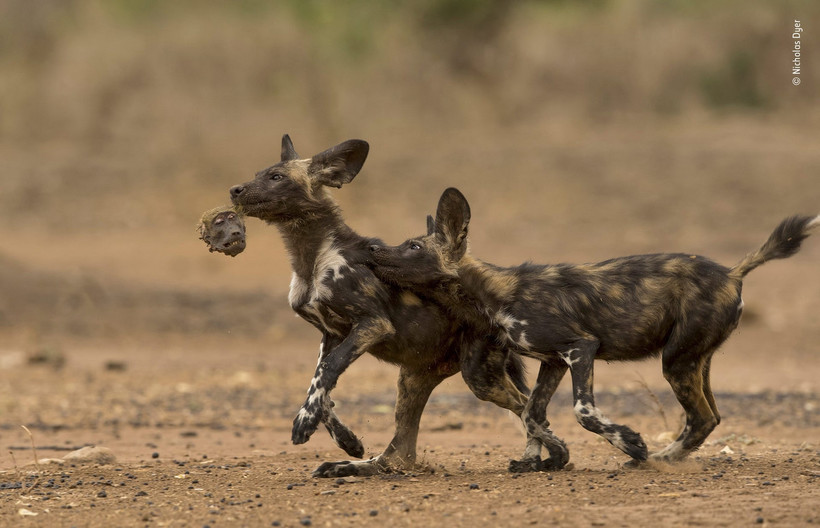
[621,430,648,461]
[544,442,570,468]
[508,455,569,473]
[648,450,686,464]
[508,456,544,473]
[609,428,647,461]
[324,421,365,459]
[312,459,381,478]
[622,458,649,469]
[292,407,323,445]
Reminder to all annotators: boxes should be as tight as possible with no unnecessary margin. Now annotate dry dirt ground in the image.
[1,328,819,527]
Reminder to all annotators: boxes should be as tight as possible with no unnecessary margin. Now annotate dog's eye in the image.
[270,173,284,181]
[409,243,421,250]
[214,218,224,225]
[227,213,236,220]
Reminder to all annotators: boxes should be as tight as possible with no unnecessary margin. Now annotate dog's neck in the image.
[275,201,355,281]
[430,255,513,330]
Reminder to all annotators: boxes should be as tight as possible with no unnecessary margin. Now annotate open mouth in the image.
[222,239,244,249]
[211,237,246,257]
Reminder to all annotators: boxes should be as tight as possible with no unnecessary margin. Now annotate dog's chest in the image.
[288,241,351,334]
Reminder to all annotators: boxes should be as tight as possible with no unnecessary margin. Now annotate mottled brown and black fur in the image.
[370,187,819,466]
[229,137,534,477]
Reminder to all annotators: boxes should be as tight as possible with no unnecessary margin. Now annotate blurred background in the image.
[0,0,818,391]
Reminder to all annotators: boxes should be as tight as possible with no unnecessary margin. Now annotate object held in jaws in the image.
[197,206,247,257]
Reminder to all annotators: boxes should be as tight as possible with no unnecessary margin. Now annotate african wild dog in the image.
[228,137,542,477]
[369,187,819,465]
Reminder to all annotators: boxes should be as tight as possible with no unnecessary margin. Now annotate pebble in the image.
[62,446,117,466]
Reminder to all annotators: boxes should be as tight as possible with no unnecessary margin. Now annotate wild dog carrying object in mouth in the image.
[229,137,544,477]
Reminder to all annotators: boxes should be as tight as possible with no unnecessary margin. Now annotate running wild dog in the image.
[369,187,819,465]
[229,136,537,477]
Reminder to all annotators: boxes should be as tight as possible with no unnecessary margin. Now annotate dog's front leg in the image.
[292,317,395,446]
[313,333,365,458]
[313,364,449,478]
[510,355,570,472]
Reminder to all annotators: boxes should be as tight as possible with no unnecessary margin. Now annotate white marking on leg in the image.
[316,342,326,364]
[522,437,542,460]
[573,400,613,426]
[307,386,326,407]
[574,400,637,452]
[609,431,628,453]
[651,425,690,461]
[558,348,581,367]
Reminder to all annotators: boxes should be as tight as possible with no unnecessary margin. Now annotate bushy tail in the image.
[729,214,819,279]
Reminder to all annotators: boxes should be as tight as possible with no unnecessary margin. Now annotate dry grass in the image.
[634,374,671,432]
[1,0,819,349]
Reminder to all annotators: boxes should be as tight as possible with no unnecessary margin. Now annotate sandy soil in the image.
[2,322,819,528]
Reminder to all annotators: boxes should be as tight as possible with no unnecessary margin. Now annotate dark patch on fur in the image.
[370,187,817,462]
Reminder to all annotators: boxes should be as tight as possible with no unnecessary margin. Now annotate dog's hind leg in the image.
[561,339,648,461]
[652,336,720,462]
[460,340,529,415]
[460,340,572,472]
[313,365,448,477]
[509,356,570,472]
[701,355,721,427]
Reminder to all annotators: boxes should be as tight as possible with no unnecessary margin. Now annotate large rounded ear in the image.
[434,188,471,257]
[426,215,436,236]
[281,134,299,162]
[308,139,369,188]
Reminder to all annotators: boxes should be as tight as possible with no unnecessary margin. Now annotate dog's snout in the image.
[230,185,245,197]
[369,245,380,253]
[231,230,242,237]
